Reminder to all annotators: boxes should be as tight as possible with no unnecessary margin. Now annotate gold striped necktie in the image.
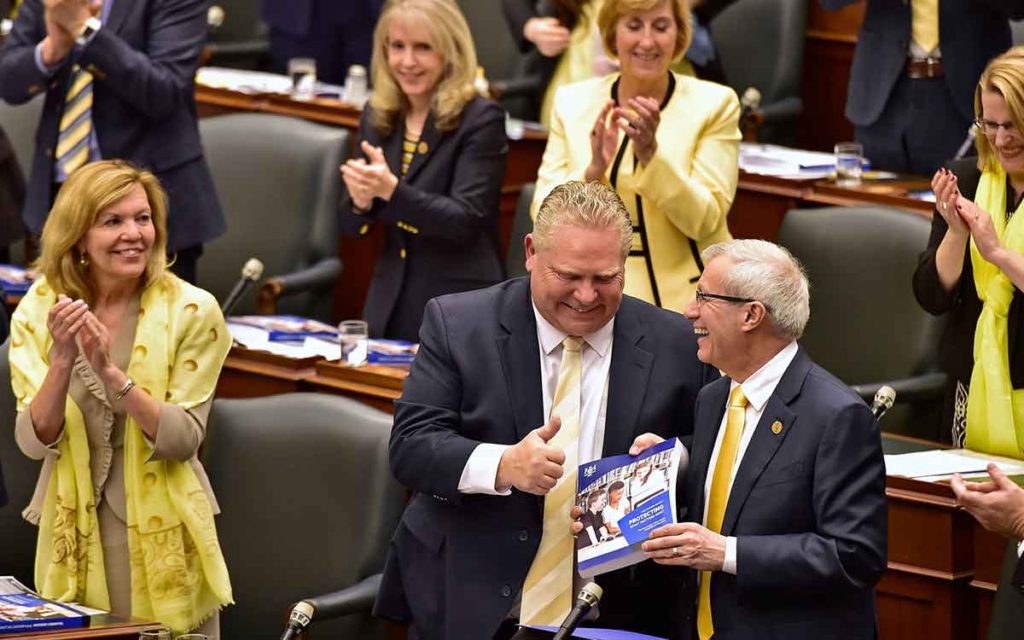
[697,385,748,640]
[56,65,95,177]
[521,335,584,626]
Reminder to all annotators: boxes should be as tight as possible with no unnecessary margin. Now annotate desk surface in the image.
[8,615,164,639]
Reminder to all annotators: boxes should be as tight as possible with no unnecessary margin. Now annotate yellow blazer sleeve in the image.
[633,86,740,242]
[532,89,574,220]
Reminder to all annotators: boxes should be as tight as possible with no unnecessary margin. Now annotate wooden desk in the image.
[731,172,932,242]
[217,346,407,413]
[13,615,164,639]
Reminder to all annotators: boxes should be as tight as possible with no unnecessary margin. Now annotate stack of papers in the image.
[196,66,293,94]
[0,264,34,296]
[740,143,841,179]
[884,448,1024,481]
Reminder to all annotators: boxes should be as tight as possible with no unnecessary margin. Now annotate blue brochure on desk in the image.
[575,438,684,578]
[0,576,92,634]
[229,315,338,342]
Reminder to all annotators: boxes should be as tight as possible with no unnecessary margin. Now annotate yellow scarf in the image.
[9,275,233,633]
[966,166,1024,457]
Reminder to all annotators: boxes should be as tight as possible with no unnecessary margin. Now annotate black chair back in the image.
[506,183,535,278]
[198,113,349,319]
[203,393,403,640]
[777,206,945,437]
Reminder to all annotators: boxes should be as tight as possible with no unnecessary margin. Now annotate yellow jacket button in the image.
[400,248,407,259]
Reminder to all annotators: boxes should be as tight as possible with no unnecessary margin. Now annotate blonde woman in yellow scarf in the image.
[10,160,232,636]
[914,47,1024,456]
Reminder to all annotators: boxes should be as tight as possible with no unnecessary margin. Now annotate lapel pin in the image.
[771,420,783,435]
[418,141,429,154]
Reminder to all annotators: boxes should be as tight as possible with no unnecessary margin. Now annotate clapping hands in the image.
[341,140,399,211]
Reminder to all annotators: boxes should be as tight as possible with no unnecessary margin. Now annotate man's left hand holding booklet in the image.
[0,576,104,634]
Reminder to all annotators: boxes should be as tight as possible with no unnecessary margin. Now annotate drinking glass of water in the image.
[138,629,171,640]
[834,142,864,187]
[339,320,369,368]
[288,57,317,101]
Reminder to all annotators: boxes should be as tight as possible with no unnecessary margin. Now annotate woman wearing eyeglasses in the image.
[913,47,1024,452]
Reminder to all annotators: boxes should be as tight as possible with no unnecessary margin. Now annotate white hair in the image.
[702,239,810,340]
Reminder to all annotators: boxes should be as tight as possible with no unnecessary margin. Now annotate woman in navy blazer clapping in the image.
[339,0,508,342]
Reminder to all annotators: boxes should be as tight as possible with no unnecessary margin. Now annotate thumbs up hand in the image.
[495,416,568,495]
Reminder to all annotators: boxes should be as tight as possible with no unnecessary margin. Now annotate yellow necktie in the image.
[56,65,95,177]
[697,385,748,640]
[521,336,584,626]
[911,0,940,54]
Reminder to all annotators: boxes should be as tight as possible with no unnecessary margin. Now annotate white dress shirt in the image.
[457,305,615,494]
[702,341,799,574]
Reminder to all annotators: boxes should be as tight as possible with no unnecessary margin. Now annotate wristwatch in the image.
[75,17,102,46]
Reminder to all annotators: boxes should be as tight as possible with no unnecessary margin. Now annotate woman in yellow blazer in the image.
[532,0,740,312]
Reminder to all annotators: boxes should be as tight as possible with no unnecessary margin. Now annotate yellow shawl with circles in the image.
[9,275,233,633]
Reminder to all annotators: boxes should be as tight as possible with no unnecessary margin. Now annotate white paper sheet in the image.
[228,322,339,360]
[884,448,1024,479]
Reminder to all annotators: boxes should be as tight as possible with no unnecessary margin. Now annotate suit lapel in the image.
[402,112,443,183]
[720,349,811,536]
[103,0,132,34]
[382,121,405,179]
[602,308,653,457]
[495,279,544,444]
[687,380,729,523]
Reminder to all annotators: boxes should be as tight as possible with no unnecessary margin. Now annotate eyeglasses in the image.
[974,118,1018,135]
[694,289,757,306]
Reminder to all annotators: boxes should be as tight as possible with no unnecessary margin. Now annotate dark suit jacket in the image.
[820,0,1023,127]
[375,277,718,640]
[675,347,887,640]
[338,97,508,341]
[0,0,225,252]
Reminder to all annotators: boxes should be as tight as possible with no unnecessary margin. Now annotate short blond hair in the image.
[975,46,1024,172]
[368,0,479,136]
[36,160,170,303]
[598,0,692,62]
[533,181,632,257]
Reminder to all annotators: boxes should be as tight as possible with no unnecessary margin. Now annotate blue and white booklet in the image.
[0,576,97,634]
[575,438,686,578]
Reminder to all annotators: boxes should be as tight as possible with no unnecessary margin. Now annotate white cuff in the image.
[458,443,512,495]
[722,536,738,574]
[1017,538,1024,559]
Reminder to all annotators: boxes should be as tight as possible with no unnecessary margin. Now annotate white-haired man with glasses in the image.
[635,239,888,640]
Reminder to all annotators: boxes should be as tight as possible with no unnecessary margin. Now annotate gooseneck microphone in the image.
[870,385,896,421]
[279,600,315,640]
[552,582,603,640]
[221,257,264,316]
[739,87,762,123]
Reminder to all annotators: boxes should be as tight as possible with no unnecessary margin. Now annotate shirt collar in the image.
[532,303,615,358]
[731,341,799,412]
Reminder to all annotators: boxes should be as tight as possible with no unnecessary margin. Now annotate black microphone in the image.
[552,582,603,640]
[870,385,896,421]
[279,600,315,640]
[221,257,264,316]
